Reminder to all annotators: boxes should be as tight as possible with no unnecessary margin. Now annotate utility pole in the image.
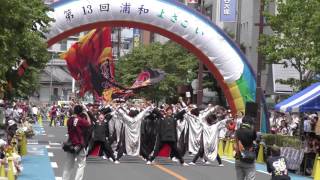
[117,27,121,60]
[196,0,205,107]
[235,0,242,44]
[255,0,265,131]
[49,53,54,104]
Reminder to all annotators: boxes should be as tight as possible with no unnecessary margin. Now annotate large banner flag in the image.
[101,69,165,103]
[62,27,114,97]
[62,28,165,102]
[220,0,237,22]
[130,68,165,89]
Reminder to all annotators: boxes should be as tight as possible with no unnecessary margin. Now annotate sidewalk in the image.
[222,158,311,180]
[17,124,55,180]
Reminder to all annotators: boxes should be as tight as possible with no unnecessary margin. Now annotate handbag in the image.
[62,140,82,154]
[239,149,256,163]
[235,138,256,163]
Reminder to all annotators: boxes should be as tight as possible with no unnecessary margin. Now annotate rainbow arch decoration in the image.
[46,0,266,131]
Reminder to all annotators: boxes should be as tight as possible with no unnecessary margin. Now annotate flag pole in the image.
[72,78,75,93]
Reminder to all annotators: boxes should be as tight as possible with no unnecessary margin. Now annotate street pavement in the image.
[19,121,310,180]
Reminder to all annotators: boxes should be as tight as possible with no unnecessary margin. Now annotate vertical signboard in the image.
[133,29,140,48]
[220,0,237,22]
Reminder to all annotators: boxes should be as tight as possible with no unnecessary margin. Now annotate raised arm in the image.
[217,118,229,129]
[199,106,215,121]
[118,107,134,124]
[135,106,153,122]
[179,97,187,108]
[174,109,187,120]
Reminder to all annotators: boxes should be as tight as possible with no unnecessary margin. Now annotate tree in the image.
[115,41,198,103]
[0,0,52,98]
[259,0,320,90]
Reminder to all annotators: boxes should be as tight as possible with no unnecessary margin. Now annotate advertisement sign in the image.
[133,29,140,48]
[220,0,237,22]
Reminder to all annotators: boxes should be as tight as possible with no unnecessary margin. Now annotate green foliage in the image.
[0,0,52,98]
[259,0,320,90]
[262,134,301,149]
[13,67,41,98]
[116,41,198,103]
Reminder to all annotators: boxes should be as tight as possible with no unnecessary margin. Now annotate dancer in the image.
[115,103,153,160]
[189,113,226,166]
[88,113,118,164]
[148,106,188,166]
[140,108,161,161]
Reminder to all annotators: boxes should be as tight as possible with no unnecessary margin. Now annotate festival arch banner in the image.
[46,0,266,132]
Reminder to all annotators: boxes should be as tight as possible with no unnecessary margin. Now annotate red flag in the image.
[61,42,82,80]
[81,27,114,96]
[130,69,165,89]
[80,27,113,67]
[62,27,114,97]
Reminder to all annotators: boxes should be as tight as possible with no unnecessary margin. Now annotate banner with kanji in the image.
[220,0,237,22]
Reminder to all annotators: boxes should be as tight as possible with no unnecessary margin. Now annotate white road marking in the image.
[49,142,61,146]
[48,152,54,157]
[51,162,58,168]
[55,177,62,180]
[48,135,55,138]
[222,159,235,164]
[47,146,61,149]
[257,170,270,175]
[45,145,51,149]
[28,142,39,145]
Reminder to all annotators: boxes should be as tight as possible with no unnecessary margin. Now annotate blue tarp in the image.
[275,82,320,112]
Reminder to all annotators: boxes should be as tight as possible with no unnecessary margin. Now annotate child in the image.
[266,145,290,180]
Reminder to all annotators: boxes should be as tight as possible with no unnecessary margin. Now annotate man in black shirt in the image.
[267,145,290,180]
[235,116,257,180]
[148,106,188,166]
[88,113,118,164]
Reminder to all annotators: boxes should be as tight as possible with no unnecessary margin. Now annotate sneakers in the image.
[109,157,114,162]
[146,161,152,165]
[102,156,107,160]
[204,161,211,165]
[218,164,224,167]
[188,162,196,166]
[171,157,179,162]
[182,162,189,166]
[114,160,120,164]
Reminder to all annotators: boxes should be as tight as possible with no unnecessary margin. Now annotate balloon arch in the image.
[46,0,263,129]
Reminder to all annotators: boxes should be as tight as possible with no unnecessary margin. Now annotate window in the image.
[53,88,59,97]
[123,43,130,50]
